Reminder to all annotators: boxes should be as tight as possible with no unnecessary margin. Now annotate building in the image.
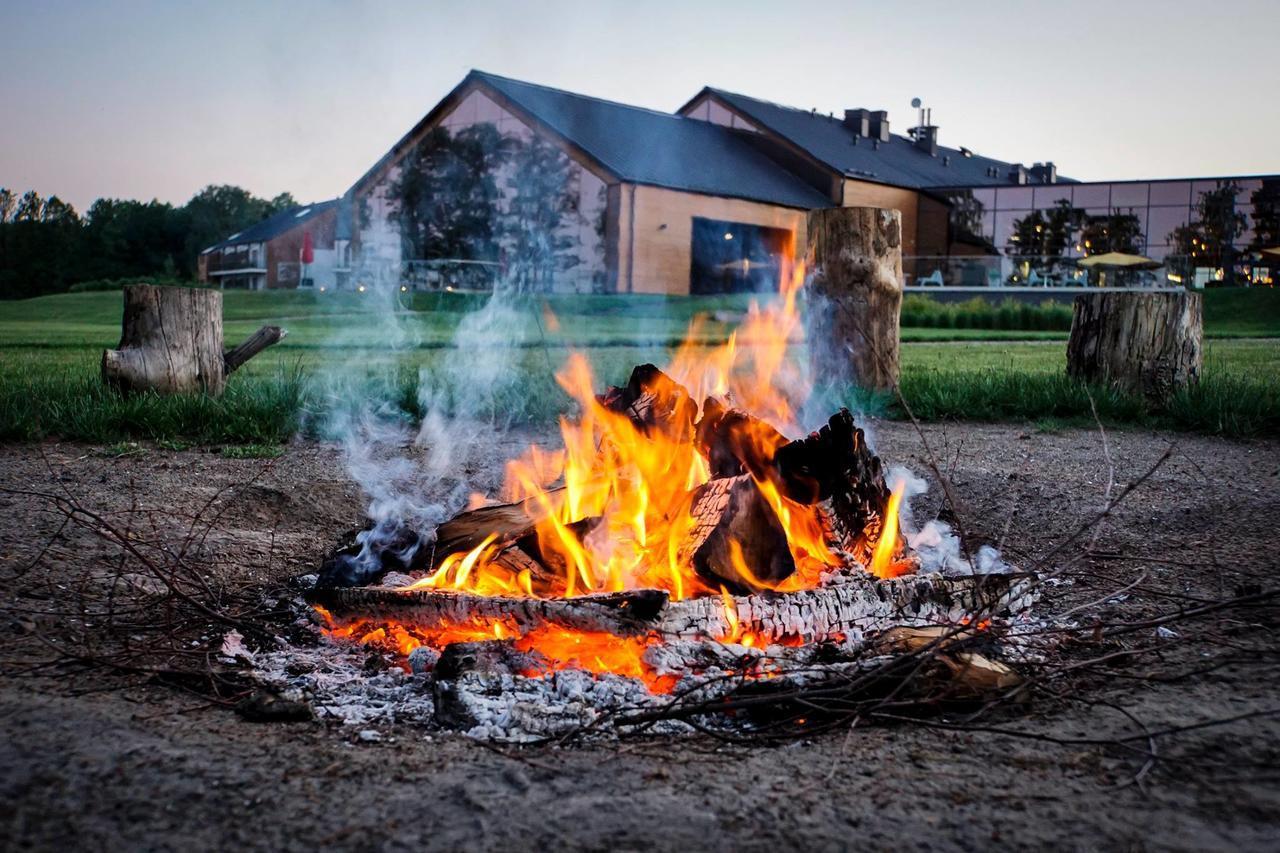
[198,199,342,290]
[208,70,1277,293]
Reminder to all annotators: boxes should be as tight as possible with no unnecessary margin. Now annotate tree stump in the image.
[102,284,286,395]
[806,207,903,392]
[1066,291,1202,402]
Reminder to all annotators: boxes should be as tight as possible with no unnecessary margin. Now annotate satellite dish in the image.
[911,97,922,108]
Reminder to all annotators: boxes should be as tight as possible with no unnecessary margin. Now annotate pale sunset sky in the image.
[2,0,1276,211]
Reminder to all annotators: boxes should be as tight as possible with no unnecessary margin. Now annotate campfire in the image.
[265,265,1037,739]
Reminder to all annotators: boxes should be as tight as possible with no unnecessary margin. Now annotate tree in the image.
[387,124,509,270]
[501,135,580,292]
[1080,210,1143,256]
[1169,181,1245,274]
[0,188,17,224]
[1006,200,1080,281]
[1248,179,1280,252]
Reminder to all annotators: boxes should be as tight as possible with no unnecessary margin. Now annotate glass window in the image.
[1193,179,1225,197]
[994,211,1020,248]
[1034,186,1073,208]
[1148,206,1191,244]
[980,211,995,240]
[995,187,1034,209]
[1110,183,1149,208]
[1234,179,1262,206]
[1150,181,1191,206]
[971,188,996,209]
[1146,244,1172,261]
[1072,184,1110,208]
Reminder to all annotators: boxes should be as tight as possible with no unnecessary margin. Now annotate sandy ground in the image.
[1,422,1278,852]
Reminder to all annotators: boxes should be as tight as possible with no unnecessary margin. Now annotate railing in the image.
[903,255,1187,289]
[205,248,264,274]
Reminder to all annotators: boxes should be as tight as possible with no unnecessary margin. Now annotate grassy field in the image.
[0,288,1276,444]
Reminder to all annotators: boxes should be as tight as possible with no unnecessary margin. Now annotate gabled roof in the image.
[688,88,1074,190]
[354,70,831,210]
[202,199,339,253]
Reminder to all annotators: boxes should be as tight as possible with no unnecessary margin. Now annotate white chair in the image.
[918,269,945,287]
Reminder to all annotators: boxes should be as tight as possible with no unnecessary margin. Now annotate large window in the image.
[689,217,793,295]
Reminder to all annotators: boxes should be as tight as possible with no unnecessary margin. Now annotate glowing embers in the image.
[315,607,675,693]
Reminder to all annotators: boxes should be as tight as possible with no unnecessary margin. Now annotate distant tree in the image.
[0,188,16,223]
[0,191,85,298]
[84,198,186,280]
[181,184,283,267]
[267,192,298,215]
[1170,181,1245,273]
[501,135,580,292]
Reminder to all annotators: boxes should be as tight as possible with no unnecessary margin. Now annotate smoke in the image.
[315,209,537,586]
[887,465,1009,576]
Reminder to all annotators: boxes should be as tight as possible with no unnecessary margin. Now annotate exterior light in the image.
[724,232,734,241]
[446,286,454,292]
[318,286,326,293]
[400,285,408,292]
[357,284,366,293]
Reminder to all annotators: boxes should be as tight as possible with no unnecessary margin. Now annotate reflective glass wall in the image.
[938,176,1278,269]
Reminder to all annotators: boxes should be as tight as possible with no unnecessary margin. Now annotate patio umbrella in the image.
[1260,246,1280,259]
[1077,251,1162,270]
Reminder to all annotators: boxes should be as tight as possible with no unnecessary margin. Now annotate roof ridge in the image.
[470,69,697,124]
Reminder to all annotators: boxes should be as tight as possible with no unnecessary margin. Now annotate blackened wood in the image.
[598,363,697,439]
[307,586,671,636]
[694,396,789,480]
[681,475,796,593]
[1066,291,1202,402]
[806,207,903,392]
[431,489,565,565]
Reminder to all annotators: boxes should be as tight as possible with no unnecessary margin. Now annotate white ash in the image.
[249,634,436,729]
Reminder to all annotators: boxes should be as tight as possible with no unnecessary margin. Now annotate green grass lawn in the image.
[0,287,1276,443]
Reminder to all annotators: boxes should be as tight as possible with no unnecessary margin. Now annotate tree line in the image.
[0,185,297,299]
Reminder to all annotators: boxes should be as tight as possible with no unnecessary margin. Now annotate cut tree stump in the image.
[101,284,286,394]
[806,207,903,392]
[1066,290,1202,401]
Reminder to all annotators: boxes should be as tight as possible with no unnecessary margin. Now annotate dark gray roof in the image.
[202,199,339,253]
[699,88,1073,190]
[436,71,831,209]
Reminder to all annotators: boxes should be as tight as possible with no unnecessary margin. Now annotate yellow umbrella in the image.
[1077,251,1162,270]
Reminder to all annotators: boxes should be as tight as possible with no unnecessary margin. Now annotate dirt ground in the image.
[1,422,1278,852]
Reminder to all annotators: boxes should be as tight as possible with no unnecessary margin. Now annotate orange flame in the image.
[393,258,908,605]
[870,478,907,578]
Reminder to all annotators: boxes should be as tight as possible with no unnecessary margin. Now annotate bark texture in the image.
[806,207,904,392]
[101,284,285,395]
[1066,291,1202,402]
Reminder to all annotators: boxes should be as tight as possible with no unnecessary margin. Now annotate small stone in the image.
[358,729,382,743]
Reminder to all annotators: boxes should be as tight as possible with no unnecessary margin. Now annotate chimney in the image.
[912,125,939,156]
[842,108,870,137]
[1008,163,1028,185]
[870,110,890,142]
[1029,161,1058,184]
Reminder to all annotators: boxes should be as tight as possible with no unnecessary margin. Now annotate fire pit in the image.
[249,272,1039,740]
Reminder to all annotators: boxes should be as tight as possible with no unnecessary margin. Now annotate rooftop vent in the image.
[911,124,939,156]
[1008,163,1028,185]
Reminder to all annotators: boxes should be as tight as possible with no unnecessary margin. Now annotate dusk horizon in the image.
[2,0,1277,211]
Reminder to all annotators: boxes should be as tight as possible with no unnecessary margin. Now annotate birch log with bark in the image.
[1066,290,1202,402]
[806,207,903,392]
[101,284,285,394]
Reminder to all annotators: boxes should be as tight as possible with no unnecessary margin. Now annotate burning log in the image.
[1067,290,1202,402]
[659,571,1036,645]
[805,207,903,392]
[431,489,566,564]
[599,363,697,439]
[680,474,796,592]
[694,396,788,481]
[101,284,285,395]
[308,586,670,637]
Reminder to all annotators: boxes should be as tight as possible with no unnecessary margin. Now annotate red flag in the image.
[300,231,315,265]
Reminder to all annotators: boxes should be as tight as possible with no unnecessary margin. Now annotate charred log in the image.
[680,475,796,593]
[694,396,789,481]
[308,586,671,637]
[598,363,697,439]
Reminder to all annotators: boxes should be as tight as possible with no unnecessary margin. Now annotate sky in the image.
[1,0,1276,212]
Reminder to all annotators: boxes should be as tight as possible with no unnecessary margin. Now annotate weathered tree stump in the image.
[806,207,903,392]
[1066,291,1202,402]
[102,284,285,394]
